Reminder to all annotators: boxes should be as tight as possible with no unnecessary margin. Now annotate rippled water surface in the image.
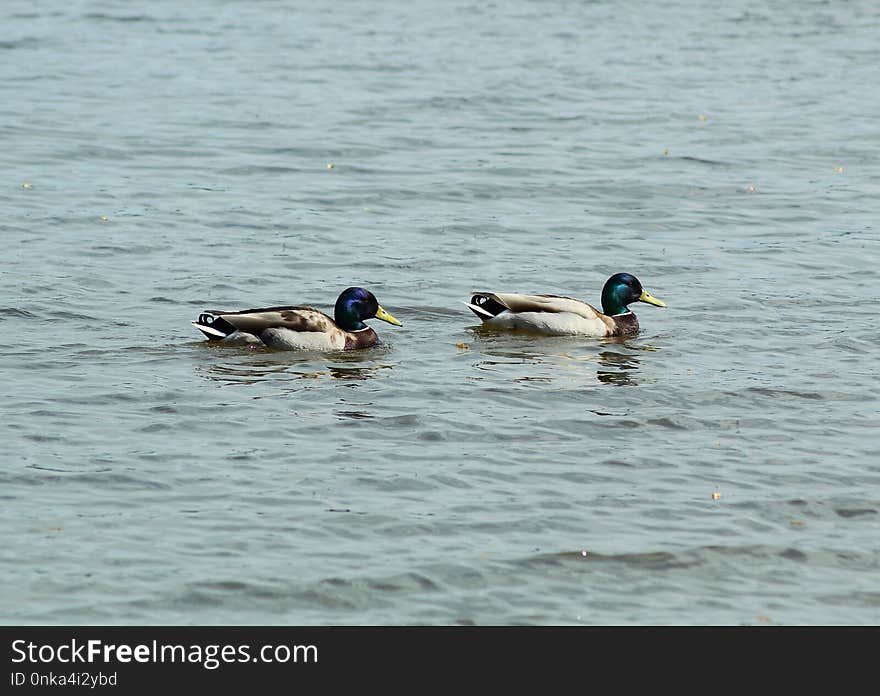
[2,1,879,625]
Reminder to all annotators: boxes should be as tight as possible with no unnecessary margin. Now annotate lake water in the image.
[2,0,879,625]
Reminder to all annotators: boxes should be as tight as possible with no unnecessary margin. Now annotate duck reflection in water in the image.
[466,331,653,386]
[196,352,392,387]
[596,349,640,386]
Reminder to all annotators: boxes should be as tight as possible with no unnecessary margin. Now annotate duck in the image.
[465,273,665,337]
[192,287,402,350]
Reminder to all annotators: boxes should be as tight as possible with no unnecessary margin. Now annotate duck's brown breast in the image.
[611,313,640,336]
[344,327,378,350]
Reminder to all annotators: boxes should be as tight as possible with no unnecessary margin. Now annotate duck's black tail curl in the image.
[465,293,508,321]
[192,312,237,340]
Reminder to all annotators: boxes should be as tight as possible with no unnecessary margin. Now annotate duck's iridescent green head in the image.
[601,273,666,316]
[334,287,402,331]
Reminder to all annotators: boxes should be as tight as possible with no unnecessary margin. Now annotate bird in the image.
[465,273,665,337]
[192,287,402,350]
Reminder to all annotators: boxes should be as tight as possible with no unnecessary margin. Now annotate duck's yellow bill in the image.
[639,290,667,308]
[375,306,403,326]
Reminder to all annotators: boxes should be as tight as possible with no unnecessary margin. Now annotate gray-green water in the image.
[2,0,879,625]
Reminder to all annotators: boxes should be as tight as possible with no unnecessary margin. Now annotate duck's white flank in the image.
[260,328,345,351]
[485,311,609,336]
[221,330,262,345]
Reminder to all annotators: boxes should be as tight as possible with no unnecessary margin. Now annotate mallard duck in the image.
[192,287,402,350]
[465,273,665,337]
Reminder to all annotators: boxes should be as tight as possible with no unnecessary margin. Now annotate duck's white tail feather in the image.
[462,300,496,320]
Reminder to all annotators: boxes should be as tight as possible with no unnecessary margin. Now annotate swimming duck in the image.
[465,273,665,337]
[192,287,402,350]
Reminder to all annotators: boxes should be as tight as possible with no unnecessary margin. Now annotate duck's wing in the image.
[467,293,604,320]
[193,305,336,339]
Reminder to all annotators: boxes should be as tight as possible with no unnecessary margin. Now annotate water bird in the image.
[192,287,402,350]
[465,273,665,337]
